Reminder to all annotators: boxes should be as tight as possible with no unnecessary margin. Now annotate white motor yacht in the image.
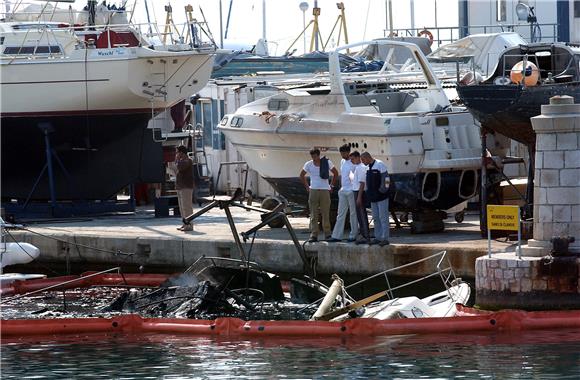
[221,40,491,231]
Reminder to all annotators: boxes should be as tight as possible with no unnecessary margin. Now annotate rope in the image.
[16,226,135,257]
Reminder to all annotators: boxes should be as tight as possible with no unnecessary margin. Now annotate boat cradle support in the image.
[181,191,315,277]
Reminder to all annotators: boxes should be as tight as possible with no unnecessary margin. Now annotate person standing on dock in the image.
[327,144,358,242]
[175,145,194,232]
[361,152,390,246]
[352,151,371,245]
[300,148,339,242]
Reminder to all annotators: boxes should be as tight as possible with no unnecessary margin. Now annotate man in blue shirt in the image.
[361,152,390,246]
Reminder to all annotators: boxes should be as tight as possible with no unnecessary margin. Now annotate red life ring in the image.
[418,29,434,46]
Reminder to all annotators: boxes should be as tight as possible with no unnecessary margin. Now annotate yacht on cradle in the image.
[0,2,216,206]
[457,42,580,148]
[220,40,496,232]
[456,42,580,212]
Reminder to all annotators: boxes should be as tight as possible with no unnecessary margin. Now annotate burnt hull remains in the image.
[1,113,163,202]
[458,82,580,147]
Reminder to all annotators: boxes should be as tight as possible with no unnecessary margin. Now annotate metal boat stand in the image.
[182,190,315,277]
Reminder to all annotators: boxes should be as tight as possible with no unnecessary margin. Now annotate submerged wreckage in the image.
[2,191,470,322]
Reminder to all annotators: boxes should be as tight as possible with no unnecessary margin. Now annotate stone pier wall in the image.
[475,96,580,310]
[476,253,580,309]
[531,98,580,252]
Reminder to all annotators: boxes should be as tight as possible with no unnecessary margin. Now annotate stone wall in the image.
[476,253,580,309]
[530,96,580,253]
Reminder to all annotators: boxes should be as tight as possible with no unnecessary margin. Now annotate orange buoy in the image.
[418,29,434,46]
[510,61,539,86]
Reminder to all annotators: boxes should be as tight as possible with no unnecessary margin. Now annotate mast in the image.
[219,0,224,48]
[88,0,97,26]
[262,0,268,55]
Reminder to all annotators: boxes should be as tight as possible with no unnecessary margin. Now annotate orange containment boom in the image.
[0,273,173,297]
[3,307,580,338]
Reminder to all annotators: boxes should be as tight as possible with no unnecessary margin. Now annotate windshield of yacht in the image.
[346,43,430,77]
[343,42,437,87]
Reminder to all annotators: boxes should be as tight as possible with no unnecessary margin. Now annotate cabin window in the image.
[3,46,35,54]
[202,101,213,147]
[435,117,449,127]
[220,116,229,126]
[34,45,61,54]
[0,37,5,45]
[267,98,289,111]
[230,117,244,128]
[3,45,61,55]
[194,102,203,150]
[575,1,580,18]
[496,0,506,22]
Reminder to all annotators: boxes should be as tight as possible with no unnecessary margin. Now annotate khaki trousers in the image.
[177,188,194,221]
[308,189,331,239]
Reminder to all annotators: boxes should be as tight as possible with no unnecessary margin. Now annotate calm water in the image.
[2,329,580,379]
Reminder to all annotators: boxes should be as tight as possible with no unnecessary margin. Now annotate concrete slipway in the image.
[5,206,518,279]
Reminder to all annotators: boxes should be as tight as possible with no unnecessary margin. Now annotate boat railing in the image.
[1,7,215,53]
[298,250,460,313]
[385,23,558,48]
[184,255,265,276]
[497,52,574,84]
[343,250,459,300]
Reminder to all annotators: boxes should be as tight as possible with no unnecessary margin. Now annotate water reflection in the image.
[2,329,580,379]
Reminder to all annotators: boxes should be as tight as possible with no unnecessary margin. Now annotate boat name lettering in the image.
[96,49,125,57]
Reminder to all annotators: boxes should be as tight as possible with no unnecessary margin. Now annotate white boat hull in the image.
[1,48,215,115]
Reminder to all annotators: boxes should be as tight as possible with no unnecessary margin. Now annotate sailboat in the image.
[1,1,216,204]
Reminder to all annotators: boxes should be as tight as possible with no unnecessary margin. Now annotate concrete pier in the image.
[476,96,580,310]
[5,208,512,279]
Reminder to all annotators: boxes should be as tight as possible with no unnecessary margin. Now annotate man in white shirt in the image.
[300,148,339,242]
[361,152,390,246]
[327,144,358,242]
[351,151,371,244]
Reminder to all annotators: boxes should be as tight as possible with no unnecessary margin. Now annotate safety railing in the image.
[384,23,558,48]
[343,250,459,300]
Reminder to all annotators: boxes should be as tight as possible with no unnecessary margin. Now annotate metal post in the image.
[40,123,57,216]
[262,0,266,43]
[517,207,522,259]
[283,214,315,277]
[525,145,535,219]
[481,129,488,238]
[219,0,223,48]
[488,226,492,258]
[410,0,415,31]
[223,203,247,262]
[302,10,306,53]
[314,0,319,50]
[387,0,393,36]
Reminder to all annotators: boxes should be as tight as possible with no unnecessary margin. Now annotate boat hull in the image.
[1,49,215,114]
[1,112,163,200]
[457,82,580,146]
[265,171,475,212]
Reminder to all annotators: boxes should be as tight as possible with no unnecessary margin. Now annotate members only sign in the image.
[487,205,519,231]
[486,205,522,258]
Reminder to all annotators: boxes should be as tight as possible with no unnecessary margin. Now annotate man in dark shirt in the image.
[175,145,194,231]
